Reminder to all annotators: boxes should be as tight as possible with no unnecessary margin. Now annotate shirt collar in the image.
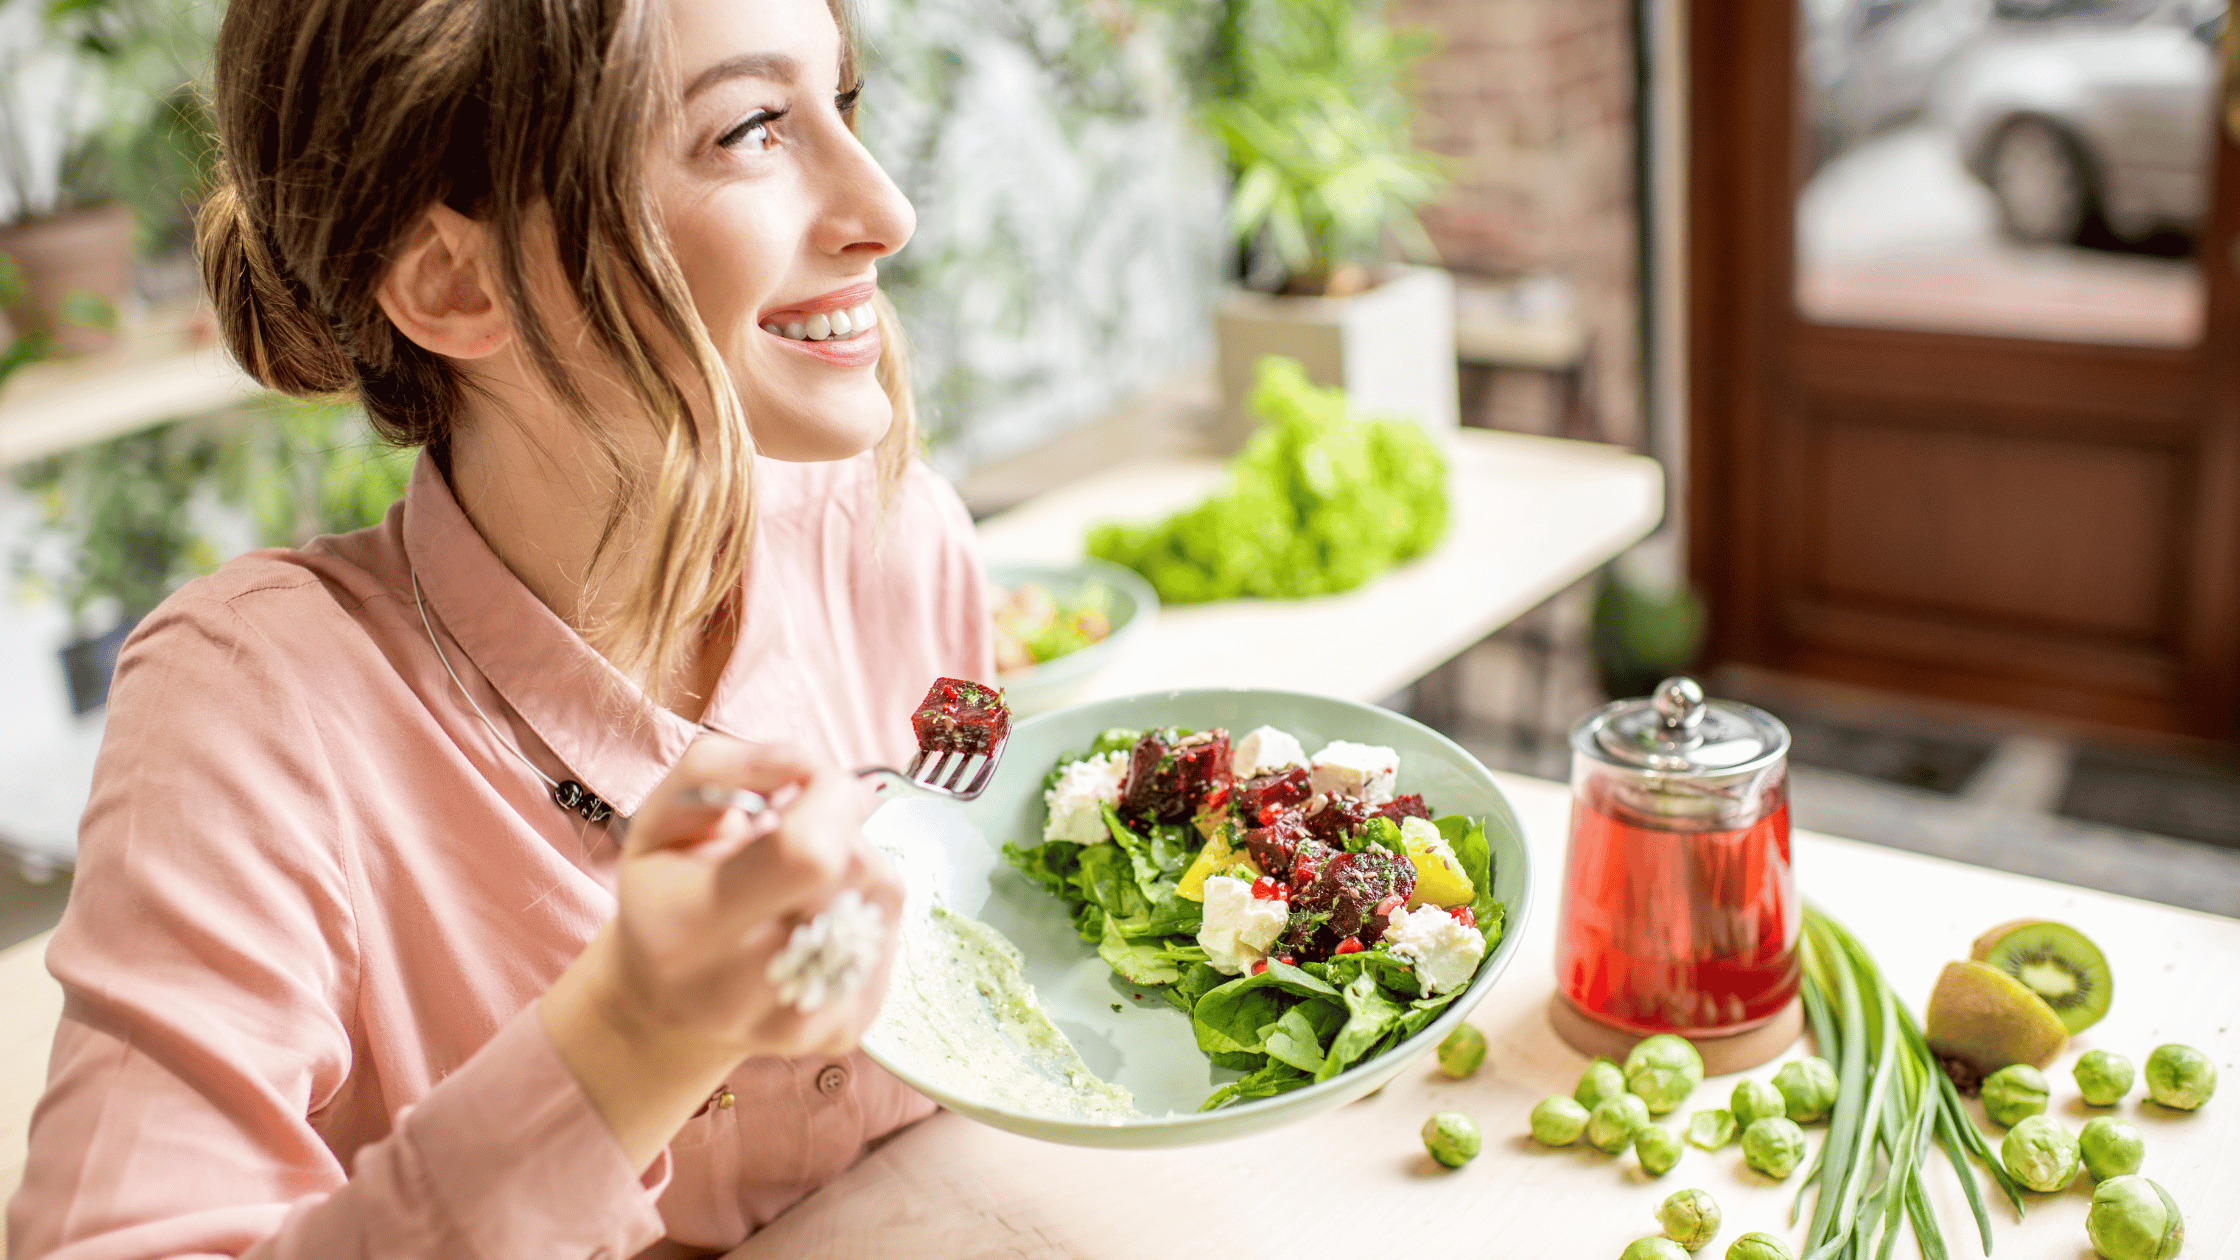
[401,453,697,819]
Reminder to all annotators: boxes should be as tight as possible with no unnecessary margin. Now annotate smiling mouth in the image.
[762,300,879,343]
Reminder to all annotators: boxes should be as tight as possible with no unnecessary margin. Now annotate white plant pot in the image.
[1212,263,1458,450]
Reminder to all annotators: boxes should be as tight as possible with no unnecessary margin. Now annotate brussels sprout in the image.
[1588,1093,1653,1154]
[1773,1057,1839,1123]
[1421,1110,1482,1168]
[1531,1095,1591,1147]
[1725,1232,1796,1260]
[2143,1044,2216,1111]
[1437,1024,1487,1078]
[1626,1034,1706,1115]
[1981,1064,2050,1128]
[1578,1057,1629,1110]
[1685,1108,1737,1150]
[2074,1050,2135,1107]
[2080,1116,2145,1182]
[2086,1175,2184,1260]
[1656,1187,1721,1252]
[1741,1116,1807,1179]
[1620,1239,1691,1260]
[1636,1124,1683,1176]
[2000,1115,2079,1192]
[1730,1079,1787,1130]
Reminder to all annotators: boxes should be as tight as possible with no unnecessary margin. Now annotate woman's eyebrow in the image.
[683,51,801,101]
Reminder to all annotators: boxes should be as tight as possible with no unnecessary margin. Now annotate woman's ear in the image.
[376,204,509,360]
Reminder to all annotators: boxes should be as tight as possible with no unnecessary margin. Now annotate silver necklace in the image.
[413,570,614,823]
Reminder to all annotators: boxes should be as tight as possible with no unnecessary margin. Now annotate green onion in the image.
[1793,906,2026,1259]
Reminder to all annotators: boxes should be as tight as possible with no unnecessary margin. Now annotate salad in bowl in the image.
[860,688,1530,1149]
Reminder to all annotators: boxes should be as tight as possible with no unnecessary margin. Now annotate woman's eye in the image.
[718,108,784,153]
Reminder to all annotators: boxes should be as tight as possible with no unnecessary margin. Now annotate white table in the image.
[974,429,1665,704]
[727,772,2240,1260]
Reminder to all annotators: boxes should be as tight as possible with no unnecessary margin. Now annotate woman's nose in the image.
[813,126,916,261]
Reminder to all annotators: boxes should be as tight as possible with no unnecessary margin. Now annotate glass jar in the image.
[1557,677,1800,1037]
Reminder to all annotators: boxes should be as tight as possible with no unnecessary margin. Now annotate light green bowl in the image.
[988,559,1158,717]
[863,687,1533,1148]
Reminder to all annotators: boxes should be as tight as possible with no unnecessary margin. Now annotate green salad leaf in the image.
[1085,356,1449,604]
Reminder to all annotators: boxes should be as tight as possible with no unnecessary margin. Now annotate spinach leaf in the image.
[1263,999,1346,1073]
[1198,1060,1311,1112]
[1170,961,1228,1013]
[1209,1050,1264,1072]
[1088,727,1142,758]
[1317,972,1405,1082]
[1437,814,1506,951]
[1002,838,1083,900]
[1098,913,1182,985]
[1322,947,1420,996]
[1070,843,1144,922]
[1146,823,1200,877]
[1190,960,1339,1057]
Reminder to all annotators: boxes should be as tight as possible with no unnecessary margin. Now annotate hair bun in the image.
[196,179,356,397]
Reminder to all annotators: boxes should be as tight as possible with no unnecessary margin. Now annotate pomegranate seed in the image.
[1250,876,1286,901]
[1277,955,1297,966]
[1333,937,1364,955]
[1250,959,1268,976]
[1448,906,1476,928]
[1204,785,1230,810]
[1373,894,1405,918]
[1257,805,1280,825]
[1291,864,1315,886]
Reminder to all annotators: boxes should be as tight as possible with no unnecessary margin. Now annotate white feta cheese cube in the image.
[1197,875,1290,976]
[1041,751,1128,844]
[1230,725,1308,780]
[1309,740,1399,805]
[1381,904,1486,996]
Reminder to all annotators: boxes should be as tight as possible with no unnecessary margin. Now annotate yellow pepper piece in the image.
[1402,817,1474,908]
[1177,822,1259,901]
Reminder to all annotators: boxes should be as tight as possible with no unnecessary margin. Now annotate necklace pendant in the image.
[553,779,611,822]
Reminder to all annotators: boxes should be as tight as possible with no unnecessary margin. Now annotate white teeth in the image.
[767,301,880,343]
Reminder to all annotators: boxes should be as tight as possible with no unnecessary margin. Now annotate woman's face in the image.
[654,0,915,463]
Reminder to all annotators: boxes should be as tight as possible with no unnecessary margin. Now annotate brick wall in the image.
[1395,0,1642,448]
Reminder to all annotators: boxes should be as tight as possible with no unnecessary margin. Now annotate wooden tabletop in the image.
[973,428,1664,705]
[726,771,2240,1260]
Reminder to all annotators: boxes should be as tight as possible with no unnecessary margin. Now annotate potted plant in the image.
[9,417,226,713]
[0,0,217,355]
[1198,0,1455,448]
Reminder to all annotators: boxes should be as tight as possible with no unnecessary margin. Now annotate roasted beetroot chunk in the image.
[1120,728,1232,823]
[1280,848,1417,959]
[1373,794,1430,824]
[910,678,1010,755]
[1301,795,1371,846]
[1238,766,1313,823]
[1244,812,1312,873]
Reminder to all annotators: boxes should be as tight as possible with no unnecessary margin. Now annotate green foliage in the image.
[1086,354,1447,603]
[9,398,413,631]
[216,396,416,548]
[2,0,220,228]
[1590,562,1707,702]
[11,418,226,626]
[1194,0,1447,287]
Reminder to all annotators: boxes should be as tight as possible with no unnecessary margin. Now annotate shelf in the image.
[0,305,263,467]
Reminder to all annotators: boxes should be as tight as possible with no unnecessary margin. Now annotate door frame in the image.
[1686,2,2240,738]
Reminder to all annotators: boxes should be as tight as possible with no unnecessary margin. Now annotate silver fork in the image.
[676,732,1010,817]
[853,727,1010,802]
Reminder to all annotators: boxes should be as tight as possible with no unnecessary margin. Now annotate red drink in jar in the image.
[1558,677,1800,1038]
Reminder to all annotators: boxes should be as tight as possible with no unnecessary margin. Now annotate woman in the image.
[5,0,990,1252]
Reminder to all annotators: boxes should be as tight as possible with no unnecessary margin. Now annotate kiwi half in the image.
[1925,959,2068,1079]
[1970,919,2111,1034]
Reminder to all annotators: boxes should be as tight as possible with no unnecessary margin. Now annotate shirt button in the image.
[816,1064,849,1096]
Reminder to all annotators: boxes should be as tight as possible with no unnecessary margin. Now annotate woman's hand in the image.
[540,737,903,1169]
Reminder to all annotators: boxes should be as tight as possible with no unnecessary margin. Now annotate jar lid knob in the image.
[1652,676,1706,733]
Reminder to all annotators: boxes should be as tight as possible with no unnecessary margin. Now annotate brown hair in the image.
[197,0,916,699]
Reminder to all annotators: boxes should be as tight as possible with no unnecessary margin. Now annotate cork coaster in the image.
[1547,993,1808,1075]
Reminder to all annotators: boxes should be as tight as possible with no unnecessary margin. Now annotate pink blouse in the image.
[7,451,993,1259]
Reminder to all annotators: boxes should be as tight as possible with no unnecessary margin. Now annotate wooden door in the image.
[1689,1,2240,737]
